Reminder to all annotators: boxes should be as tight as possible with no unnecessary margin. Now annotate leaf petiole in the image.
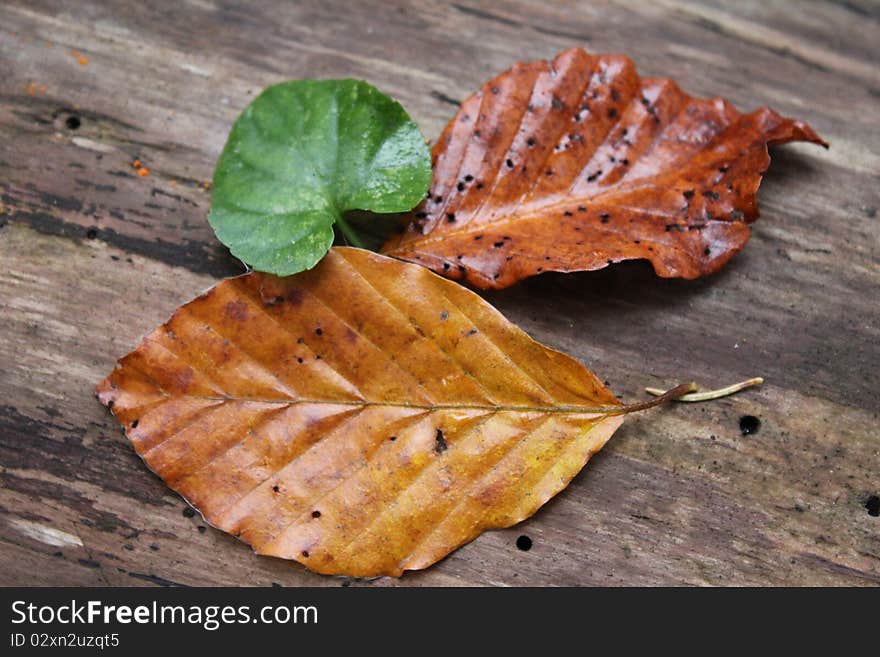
[644,377,764,403]
[608,382,697,415]
[335,215,365,248]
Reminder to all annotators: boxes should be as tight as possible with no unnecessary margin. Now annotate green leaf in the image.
[208,79,431,275]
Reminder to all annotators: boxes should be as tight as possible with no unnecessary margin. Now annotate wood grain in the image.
[1,0,877,586]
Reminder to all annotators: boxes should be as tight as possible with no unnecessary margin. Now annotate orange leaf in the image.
[97,248,630,577]
[382,48,827,289]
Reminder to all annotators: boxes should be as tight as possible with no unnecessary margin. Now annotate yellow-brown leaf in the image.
[97,247,625,576]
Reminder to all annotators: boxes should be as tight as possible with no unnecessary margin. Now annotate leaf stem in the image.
[644,377,764,402]
[605,382,697,415]
[335,216,365,248]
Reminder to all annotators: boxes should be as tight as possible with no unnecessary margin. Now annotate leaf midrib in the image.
[155,393,625,416]
[385,172,721,254]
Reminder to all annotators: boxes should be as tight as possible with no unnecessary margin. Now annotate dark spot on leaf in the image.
[551,96,563,110]
[285,288,304,306]
[600,213,610,223]
[704,247,711,256]
[563,211,573,216]
[389,436,397,442]
[434,428,448,454]
[491,86,500,94]
[301,550,309,558]
[703,190,720,200]
[457,182,465,191]
[440,310,448,320]
[272,485,280,493]
[506,158,514,168]
[464,174,474,182]
[447,212,456,223]
[311,510,321,518]
[526,137,536,147]
[493,241,504,248]
[467,328,478,336]
[474,234,484,241]
[739,415,761,435]
[683,189,696,199]
[607,108,618,119]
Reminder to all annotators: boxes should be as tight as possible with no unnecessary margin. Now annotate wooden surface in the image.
[0,0,877,587]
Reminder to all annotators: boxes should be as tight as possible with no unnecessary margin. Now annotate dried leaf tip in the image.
[645,377,764,403]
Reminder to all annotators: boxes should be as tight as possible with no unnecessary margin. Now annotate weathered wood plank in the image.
[1,0,877,586]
